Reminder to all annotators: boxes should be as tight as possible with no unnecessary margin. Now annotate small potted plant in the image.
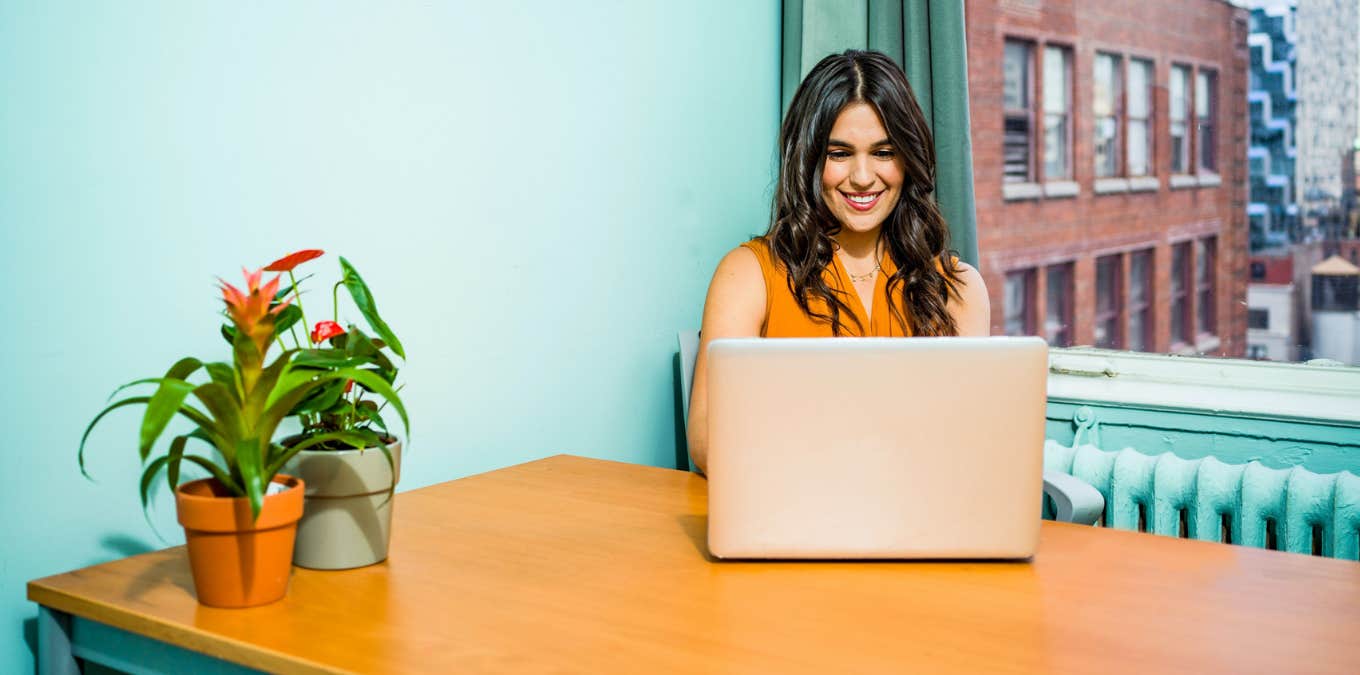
[254,249,409,570]
[79,267,404,607]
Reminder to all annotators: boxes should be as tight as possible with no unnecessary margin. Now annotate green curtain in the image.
[782,0,979,266]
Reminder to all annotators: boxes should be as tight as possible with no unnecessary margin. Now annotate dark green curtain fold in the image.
[781,0,978,266]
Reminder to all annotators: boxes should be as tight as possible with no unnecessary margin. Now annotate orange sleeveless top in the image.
[741,238,955,337]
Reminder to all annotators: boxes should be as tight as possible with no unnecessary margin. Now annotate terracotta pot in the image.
[175,475,304,608]
[287,438,401,570]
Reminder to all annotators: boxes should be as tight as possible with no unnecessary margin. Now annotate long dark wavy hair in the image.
[766,49,961,336]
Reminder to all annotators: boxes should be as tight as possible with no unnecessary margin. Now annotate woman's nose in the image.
[849,158,875,189]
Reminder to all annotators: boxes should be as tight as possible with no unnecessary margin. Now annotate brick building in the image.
[966,0,1250,357]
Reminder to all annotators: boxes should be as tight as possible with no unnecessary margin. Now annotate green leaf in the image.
[294,380,347,415]
[181,454,243,496]
[80,396,150,478]
[273,304,303,336]
[236,437,267,522]
[220,323,237,346]
[139,377,197,461]
[165,434,189,493]
[343,329,395,373]
[291,350,370,370]
[139,456,171,512]
[190,382,246,455]
[204,362,235,387]
[339,257,405,359]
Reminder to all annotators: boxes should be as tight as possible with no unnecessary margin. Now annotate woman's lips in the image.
[841,191,883,212]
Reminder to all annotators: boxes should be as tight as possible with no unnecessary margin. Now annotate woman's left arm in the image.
[949,262,991,337]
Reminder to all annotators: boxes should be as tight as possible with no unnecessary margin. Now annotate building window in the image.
[1094,53,1122,178]
[1045,263,1074,347]
[1004,269,1036,336]
[1095,254,1123,349]
[1043,46,1072,180]
[1170,64,1191,174]
[1248,308,1270,330]
[1128,249,1154,351]
[1196,70,1217,173]
[1196,237,1216,335]
[1127,58,1154,177]
[1247,344,1269,359]
[1003,40,1035,183]
[1171,242,1192,345]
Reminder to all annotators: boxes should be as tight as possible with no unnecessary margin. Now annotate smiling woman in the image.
[686,49,990,473]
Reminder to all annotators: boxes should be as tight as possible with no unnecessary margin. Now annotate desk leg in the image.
[37,606,81,675]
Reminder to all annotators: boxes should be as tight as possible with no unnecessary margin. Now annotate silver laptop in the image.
[705,337,1047,560]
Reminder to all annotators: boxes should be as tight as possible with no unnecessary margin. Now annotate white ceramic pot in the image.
[286,437,401,570]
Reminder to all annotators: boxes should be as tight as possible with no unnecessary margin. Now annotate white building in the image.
[1247,283,1296,360]
[1310,255,1360,364]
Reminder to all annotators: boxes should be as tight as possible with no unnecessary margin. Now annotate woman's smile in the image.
[840,190,884,212]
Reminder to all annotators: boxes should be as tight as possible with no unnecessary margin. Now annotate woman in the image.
[688,50,990,474]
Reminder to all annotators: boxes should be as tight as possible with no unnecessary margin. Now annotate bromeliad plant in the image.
[244,249,407,455]
[79,265,409,521]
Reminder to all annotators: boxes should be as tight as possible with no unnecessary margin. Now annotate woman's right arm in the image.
[688,246,766,475]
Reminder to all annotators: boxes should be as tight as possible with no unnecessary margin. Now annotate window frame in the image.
[1126,57,1155,178]
[1128,249,1154,352]
[1003,39,1037,184]
[1196,69,1217,174]
[1004,268,1038,336]
[1094,51,1123,178]
[1042,44,1074,181]
[1095,253,1125,349]
[1170,241,1193,347]
[1045,262,1075,347]
[1196,236,1217,337]
[1169,63,1192,175]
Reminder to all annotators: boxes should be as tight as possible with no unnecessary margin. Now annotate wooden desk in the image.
[29,455,1360,674]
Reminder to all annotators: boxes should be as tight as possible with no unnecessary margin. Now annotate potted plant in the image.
[78,267,405,607]
[254,249,409,570]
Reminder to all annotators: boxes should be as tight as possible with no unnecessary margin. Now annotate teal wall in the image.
[0,2,779,671]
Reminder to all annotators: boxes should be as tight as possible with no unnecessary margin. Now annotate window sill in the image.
[1169,174,1198,189]
[1195,334,1221,354]
[1198,172,1222,187]
[1128,176,1159,192]
[1003,182,1043,201]
[1043,180,1080,198]
[1094,178,1129,195]
[1047,347,1360,424]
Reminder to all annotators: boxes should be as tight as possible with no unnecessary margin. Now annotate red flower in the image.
[344,379,354,394]
[311,320,346,344]
[264,249,324,272]
[219,268,291,356]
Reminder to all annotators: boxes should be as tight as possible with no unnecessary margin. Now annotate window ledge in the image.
[1094,178,1130,195]
[1047,347,1360,424]
[1198,172,1222,187]
[1043,180,1080,198]
[1169,174,1198,189]
[1128,176,1160,192]
[1003,182,1043,201]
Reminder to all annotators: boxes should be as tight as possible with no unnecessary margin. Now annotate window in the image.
[1170,242,1192,345]
[1043,46,1072,180]
[1170,65,1191,174]
[1045,263,1074,347]
[1095,254,1123,348]
[1128,250,1154,351]
[1196,70,1217,172]
[1094,53,1122,178]
[1127,58,1154,176]
[1247,344,1269,359]
[1004,269,1036,335]
[1003,40,1035,183]
[1312,275,1359,311]
[1248,308,1270,330]
[1196,237,1216,335]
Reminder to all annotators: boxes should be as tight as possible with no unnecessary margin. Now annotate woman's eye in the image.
[827,150,851,159]
[874,149,896,158]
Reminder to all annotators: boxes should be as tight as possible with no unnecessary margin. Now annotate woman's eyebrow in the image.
[827,138,893,148]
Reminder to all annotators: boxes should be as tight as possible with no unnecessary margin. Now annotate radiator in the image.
[1044,440,1360,561]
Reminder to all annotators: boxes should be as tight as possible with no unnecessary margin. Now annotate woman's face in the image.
[820,102,905,235]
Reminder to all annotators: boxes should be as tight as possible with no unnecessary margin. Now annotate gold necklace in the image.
[847,262,880,283]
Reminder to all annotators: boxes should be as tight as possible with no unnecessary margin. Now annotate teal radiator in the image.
[1044,440,1360,561]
